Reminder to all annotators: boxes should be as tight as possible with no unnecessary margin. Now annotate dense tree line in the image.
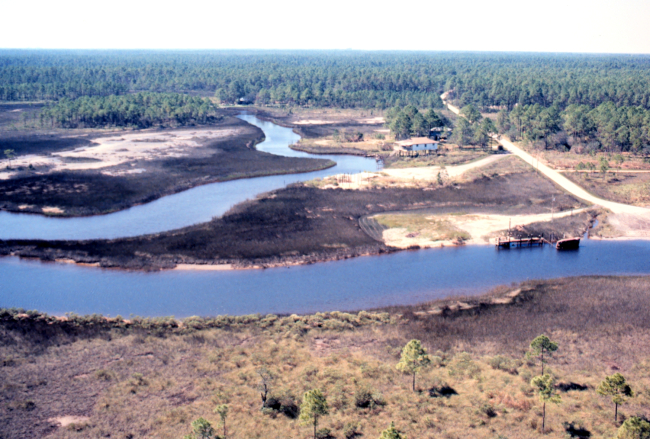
[384,106,447,139]
[3,50,650,111]
[497,102,650,153]
[39,93,217,128]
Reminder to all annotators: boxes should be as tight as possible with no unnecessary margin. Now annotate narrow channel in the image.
[0,115,376,240]
[1,116,650,317]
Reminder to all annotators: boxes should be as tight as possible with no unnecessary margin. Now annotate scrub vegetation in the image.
[2,276,650,439]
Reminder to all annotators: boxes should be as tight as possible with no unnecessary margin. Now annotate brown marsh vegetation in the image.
[2,276,650,439]
[0,168,585,270]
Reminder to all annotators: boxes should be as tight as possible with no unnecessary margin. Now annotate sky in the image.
[2,0,650,54]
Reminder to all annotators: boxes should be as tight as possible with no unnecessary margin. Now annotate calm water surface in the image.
[1,116,649,316]
[1,239,649,317]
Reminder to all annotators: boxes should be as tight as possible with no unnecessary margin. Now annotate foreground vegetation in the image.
[2,276,650,438]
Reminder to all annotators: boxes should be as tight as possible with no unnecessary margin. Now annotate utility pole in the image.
[551,197,555,221]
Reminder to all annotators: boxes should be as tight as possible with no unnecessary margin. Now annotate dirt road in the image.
[442,97,649,215]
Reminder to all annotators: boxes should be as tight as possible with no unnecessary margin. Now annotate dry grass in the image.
[565,172,650,207]
[374,213,471,244]
[2,276,650,438]
[385,149,488,169]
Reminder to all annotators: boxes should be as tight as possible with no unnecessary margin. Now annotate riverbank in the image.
[0,166,586,270]
[0,116,334,217]
[2,275,650,439]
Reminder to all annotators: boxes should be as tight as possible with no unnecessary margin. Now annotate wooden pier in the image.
[495,236,546,248]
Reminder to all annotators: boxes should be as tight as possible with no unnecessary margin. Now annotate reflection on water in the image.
[1,239,649,317]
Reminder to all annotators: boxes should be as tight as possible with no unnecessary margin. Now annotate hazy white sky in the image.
[2,0,650,53]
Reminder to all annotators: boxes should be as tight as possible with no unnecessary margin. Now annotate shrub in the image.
[343,422,362,438]
[263,392,300,419]
[354,385,386,409]
[618,417,650,439]
[480,403,497,418]
[448,352,481,378]
[316,428,333,439]
[94,369,114,381]
[489,355,518,374]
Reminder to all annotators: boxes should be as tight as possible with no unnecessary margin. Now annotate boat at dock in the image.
[556,237,581,250]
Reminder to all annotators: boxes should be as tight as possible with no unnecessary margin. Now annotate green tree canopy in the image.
[378,421,406,439]
[529,334,558,375]
[531,374,561,433]
[186,417,215,439]
[396,339,431,392]
[214,404,229,438]
[460,104,482,124]
[598,373,634,422]
[300,389,329,439]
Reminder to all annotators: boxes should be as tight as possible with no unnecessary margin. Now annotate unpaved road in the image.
[442,97,649,216]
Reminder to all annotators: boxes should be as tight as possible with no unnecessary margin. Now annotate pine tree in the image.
[396,339,431,392]
[598,373,634,423]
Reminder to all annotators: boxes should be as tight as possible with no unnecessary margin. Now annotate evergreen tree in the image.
[300,389,329,439]
[529,335,558,375]
[598,373,634,423]
[530,374,561,433]
[396,339,431,392]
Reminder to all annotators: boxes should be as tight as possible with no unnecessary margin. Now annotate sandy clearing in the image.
[320,154,507,190]
[383,154,506,180]
[0,127,239,178]
[49,416,90,427]
[380,209,585,249]
[358,116,385,124]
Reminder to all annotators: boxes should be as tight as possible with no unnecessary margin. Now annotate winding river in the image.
[1,115,650,317]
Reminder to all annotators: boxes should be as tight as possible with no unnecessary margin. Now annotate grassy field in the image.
[2,276,650,438]
[564,171,650,207]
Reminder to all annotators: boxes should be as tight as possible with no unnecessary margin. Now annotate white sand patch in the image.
[174,263,234,271]
[101,168,147,177]
[382,154,506,180]
[49,416,90,427]
[380,209,585,249]
[0,127,239,176]
[294,119,336,125]
[42,206,64,214]
[322,155,507,190]
[374,129,390,133]
[18,204,33,210]
[10,109,22,112]
[358,116,385,124]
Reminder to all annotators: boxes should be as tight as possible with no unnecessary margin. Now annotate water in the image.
[0,115,376,240]
[1,115,650,316]
[1,239,649,317]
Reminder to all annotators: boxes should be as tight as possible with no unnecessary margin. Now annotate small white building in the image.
[397,137,439,151]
